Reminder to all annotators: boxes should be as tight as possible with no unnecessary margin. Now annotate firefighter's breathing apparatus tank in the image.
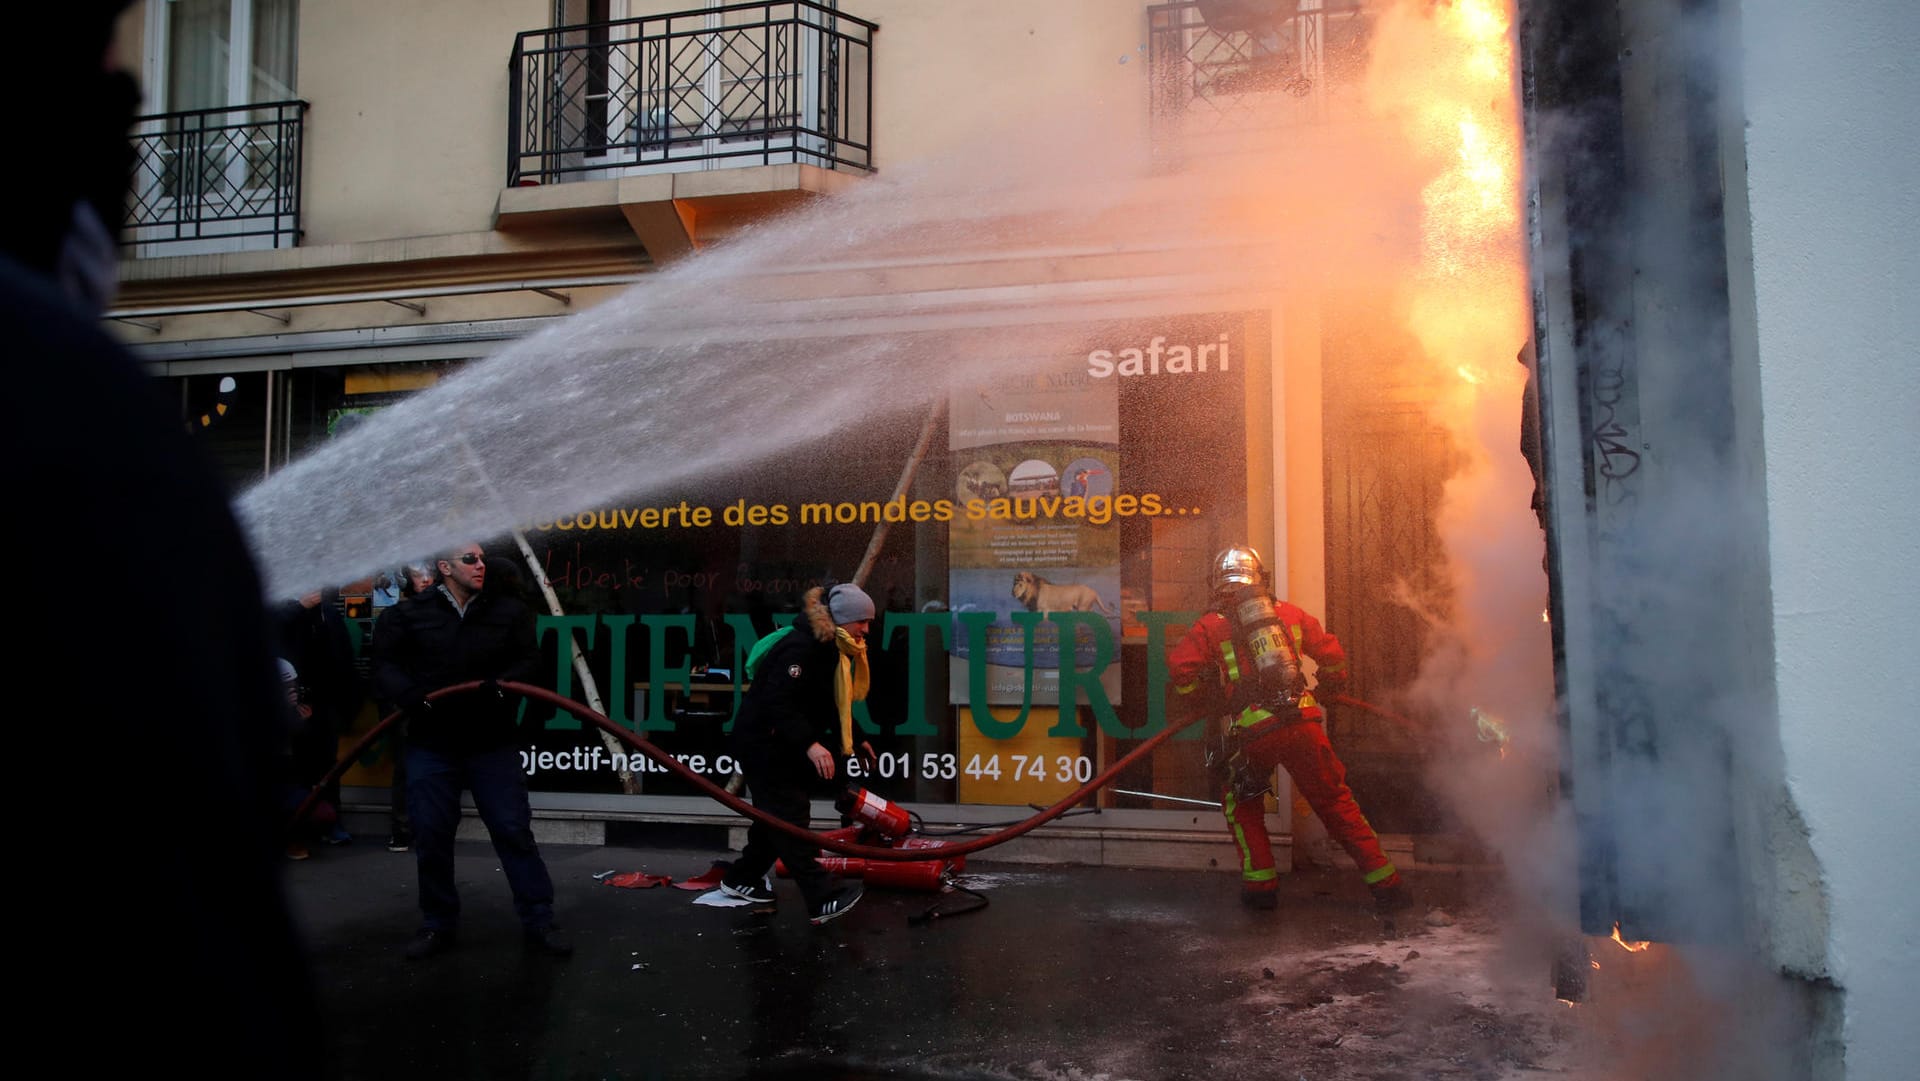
[1210,545,1304,711]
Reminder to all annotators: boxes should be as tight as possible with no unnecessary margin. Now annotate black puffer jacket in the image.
[730,587,839,779]
[369,586,540,753]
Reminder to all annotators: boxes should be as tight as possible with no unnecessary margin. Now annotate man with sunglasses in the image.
[370,542,570,960]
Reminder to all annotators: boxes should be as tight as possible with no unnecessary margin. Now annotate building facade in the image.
[112,0,1452,858]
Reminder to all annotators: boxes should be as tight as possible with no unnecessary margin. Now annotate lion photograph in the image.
[1010,571,1115,616]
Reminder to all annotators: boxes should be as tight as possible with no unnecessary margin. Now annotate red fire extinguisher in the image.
[818,855,948,891]
[771,790,962,892]
[892,833,966,873]
[819,836,964,892]
[835,784,913,841]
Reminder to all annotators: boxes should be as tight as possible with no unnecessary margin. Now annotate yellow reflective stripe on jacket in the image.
[1219,640,1243,681]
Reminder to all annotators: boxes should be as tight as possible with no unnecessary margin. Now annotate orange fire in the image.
[1363,0,1546,766]
[1372,0,1528,403]
[1611,922,1652,952]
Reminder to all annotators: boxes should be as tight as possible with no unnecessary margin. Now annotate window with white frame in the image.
[129,0,301,252]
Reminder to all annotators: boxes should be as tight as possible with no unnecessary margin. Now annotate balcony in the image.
[1148,0,1370,149]
[507,1,874,187]
[124,100,308,256]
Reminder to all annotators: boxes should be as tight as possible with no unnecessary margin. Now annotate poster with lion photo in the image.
[948,366,1121,707]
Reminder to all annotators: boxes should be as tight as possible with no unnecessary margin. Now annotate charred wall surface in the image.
[1519,0,1842,1069]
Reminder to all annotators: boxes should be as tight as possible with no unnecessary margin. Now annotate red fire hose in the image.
[295,680,1206,862]
[1324,692,1424,734]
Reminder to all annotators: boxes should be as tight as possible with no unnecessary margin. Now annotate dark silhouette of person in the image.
[274,587,366,846]
[5,6,319,1075]
[379,561,441,852]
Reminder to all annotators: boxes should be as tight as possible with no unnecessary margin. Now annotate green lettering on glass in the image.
[1133,610,1204,739]
[877,611,952,737]
[535,614,598,730]
[1045,612,1129,738]
[721,613,764,733]
[639,613,695,734]
[601,614,635,729]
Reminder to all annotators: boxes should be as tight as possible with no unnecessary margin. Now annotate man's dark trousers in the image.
[727,769,831,908]
[406,744,555,932]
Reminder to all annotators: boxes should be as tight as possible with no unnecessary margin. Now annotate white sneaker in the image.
[718,880,776,904]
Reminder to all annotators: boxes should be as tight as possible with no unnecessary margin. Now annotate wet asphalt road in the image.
[284,835,1487,1081]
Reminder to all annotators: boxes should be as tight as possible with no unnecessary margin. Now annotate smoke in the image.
[1335,0,1562,890]
[1383,0,1853,1075]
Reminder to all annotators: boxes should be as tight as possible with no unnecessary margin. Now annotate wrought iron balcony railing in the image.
[1148,0,1370,144]
[508,1,874,186]
[124,100,308,253]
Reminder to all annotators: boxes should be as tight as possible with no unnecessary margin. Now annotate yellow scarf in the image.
[833,627,871,755]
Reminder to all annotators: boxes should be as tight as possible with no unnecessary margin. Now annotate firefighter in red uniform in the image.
[1167,545,1412,913]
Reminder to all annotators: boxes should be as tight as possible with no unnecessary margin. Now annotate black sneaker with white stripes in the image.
[718,879,776,905]
[808,883,863,926]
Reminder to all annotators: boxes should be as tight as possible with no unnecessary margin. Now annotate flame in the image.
[1400,0,1526,375]
[1611,922,1652,952]
[1360,0,1530,483]
[1362,0,1542,768]
[1590,959,1601,970]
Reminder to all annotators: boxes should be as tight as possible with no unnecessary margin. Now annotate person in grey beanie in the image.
[715,583,875,924]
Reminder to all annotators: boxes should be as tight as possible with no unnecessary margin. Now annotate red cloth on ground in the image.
[603,871,673,889]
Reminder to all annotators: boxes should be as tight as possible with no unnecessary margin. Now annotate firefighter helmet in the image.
[1209,545,1267,595]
